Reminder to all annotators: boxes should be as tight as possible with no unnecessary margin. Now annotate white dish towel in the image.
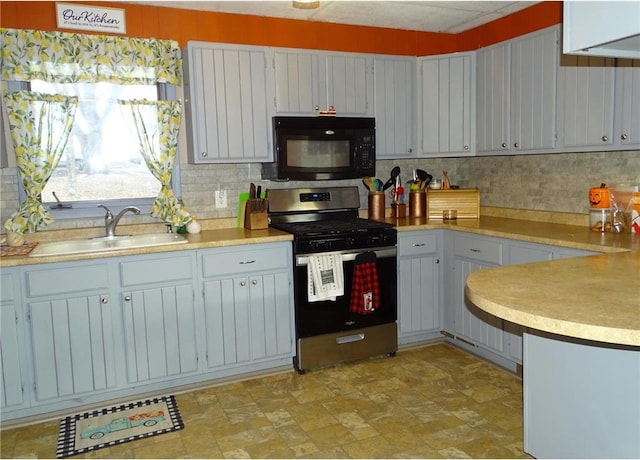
[307,253,344,302]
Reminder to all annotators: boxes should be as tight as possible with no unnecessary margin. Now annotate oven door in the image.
[294,246,397,338]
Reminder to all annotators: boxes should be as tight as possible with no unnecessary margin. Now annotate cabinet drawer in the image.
[25,264,109,297]
[453,235,503,265]
[120,254,194,286]
[398,232,438,256]
[201,245,289,278]
[1,273,16,303]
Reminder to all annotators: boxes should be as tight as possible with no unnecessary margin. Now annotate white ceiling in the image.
[127,1,540,34]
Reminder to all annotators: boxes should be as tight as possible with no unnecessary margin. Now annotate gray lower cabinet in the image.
[1,270,26,411]
[397,230,442,345]
[200,243,295,372]
[445,234,599,368]
[118,254,199,384]
[446,233,505,354]
[2,242,295,423]
[23,261,117,404]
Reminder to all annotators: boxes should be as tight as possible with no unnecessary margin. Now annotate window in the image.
[15,81,181,219]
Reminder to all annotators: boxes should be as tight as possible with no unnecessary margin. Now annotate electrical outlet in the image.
[215,190,227,208]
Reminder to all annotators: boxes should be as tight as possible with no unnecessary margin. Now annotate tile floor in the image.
[1,343,530,459]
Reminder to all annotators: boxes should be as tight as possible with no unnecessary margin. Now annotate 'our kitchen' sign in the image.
[56,3,126,34]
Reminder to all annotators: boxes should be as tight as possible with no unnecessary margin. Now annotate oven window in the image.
[286,139,350,168]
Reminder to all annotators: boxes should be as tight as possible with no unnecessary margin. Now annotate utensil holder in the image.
[391,202,406,219]
[368,192,385,220]
[409,191,426,217]
[244,198,269,230]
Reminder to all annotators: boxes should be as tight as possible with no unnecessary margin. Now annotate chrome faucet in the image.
[98,204,141,237]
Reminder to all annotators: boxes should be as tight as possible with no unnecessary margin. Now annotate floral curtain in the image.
[119,99,191,226]
[3,91,78,234]
[0,28,182,85]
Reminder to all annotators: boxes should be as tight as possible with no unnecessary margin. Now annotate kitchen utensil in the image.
[382,166,400,191]
[249,183,256,200]
[374,178,383,191]
[416,169,433,190]
[362,177,376,192]
[442,171,451,190]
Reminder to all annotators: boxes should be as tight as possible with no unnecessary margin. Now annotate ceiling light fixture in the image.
[292,0,320,10]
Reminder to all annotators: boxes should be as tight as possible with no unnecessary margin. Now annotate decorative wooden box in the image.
[426,188,480,219]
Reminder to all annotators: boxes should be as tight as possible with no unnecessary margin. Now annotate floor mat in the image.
[56,395,184,458]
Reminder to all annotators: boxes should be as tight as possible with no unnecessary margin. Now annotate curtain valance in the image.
[0,28,182,85]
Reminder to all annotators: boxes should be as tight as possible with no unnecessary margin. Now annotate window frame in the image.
[9,81,183,221]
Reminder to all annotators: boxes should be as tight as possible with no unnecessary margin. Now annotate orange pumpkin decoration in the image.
[589,183,610,209]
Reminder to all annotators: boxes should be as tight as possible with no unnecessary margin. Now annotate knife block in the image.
[244,199,269,230]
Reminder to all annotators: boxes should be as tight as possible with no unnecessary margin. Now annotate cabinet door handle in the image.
[413,243,425,247]
[621,133,628,140]
[201,151,208,158]
[123,295,131,302]
[101,296,109,304]
[464,145,469,151]
[501,142,507,148]
[240,281,247,287]
[239,260,256,265]
[470,248,481,253]
[601,135,608,142]
[513,142,519,148]
[251,279,258,285]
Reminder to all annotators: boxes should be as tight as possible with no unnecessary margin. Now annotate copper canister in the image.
[409,191,426,217]
[368,192,385,220]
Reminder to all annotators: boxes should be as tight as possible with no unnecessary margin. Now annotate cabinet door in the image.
[398,256,440,339]
[558,55,616,149]
[452,258,504,353]
[122,285,198,383]
[204,272,292,369]
[373,56,416,158]
[29,295,116,402]
[1,271,24,410]
[615,62,640,147]
[1,304,24,409]
[504,244,554,363]
[273,50,370,116]
[476,42,510,153]
[185,42,271,163]
[324,54,370,116]
[273,50,321,115]
[510,27,558,151]
[419,53,475,156]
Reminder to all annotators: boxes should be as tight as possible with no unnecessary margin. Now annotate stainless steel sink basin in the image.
[29,233,188,257]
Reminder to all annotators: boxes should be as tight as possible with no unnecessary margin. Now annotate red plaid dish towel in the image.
[350,252,380,315]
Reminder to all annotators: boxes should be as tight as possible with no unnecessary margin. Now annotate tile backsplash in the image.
[1,150,638,232]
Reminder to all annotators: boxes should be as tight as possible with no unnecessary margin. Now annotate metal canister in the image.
[368,192,385,220]
[409,191,426,217]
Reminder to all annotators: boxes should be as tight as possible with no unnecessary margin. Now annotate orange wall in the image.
[0,1,561,56]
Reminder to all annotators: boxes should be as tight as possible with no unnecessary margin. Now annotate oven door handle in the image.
[296,247,397,266]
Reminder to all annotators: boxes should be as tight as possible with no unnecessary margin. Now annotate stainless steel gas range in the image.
[267,186,398,374]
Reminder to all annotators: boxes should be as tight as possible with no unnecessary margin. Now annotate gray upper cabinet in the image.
[614,61,640,147]
[476,41,511,153]
[477,26,559,155]
[558,57,640,150]
[418,52,475,157]
[183,41,272,163]
[372,56,416,158]
[557,55,616,149]
[273,49,372,116]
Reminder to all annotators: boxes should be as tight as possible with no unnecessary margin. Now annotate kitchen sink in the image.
[29,233,188,257]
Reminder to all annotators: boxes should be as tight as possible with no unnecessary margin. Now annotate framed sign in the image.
[56,3,126,34]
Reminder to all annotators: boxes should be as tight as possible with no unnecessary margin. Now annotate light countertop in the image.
[2,215,638,348]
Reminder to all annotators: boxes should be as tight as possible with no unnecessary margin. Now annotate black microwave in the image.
[262,116,376,181]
